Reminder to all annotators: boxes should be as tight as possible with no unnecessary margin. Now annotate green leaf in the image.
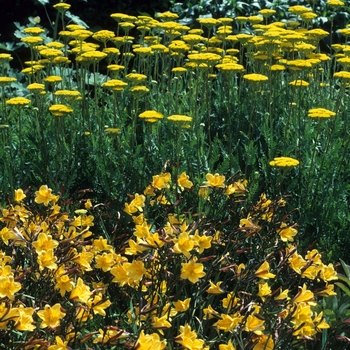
[335,282,350,297]
[340,258,350,279]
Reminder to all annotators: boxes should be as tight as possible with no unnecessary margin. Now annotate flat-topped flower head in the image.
[172,67,187,75]
[53,2,71,11]
[55,90,81,100]
[308,108,336,118]
[44,75,63,84]
[105,127,121,135]
[334,71,350,81]
[216,63,245,73]
[259,9,276,17]
[6,97,31,106]
[167,115,192,123]
[80,51,107,62]
[288,5,312,14]
[269,156,299,167]
[130,86,149,95]
[139,110,164,120]
[289,79,309,87]
[327,0,344,7]
[21,36,44,45]
[49,104,73,116]
[102,79,128,89]
[27,83,45,92]
[157,11,179,21]
[92,30,115,42]
[0,53,13,63]
[243,73,268,82]
[197,17,220,27]
[23,27,45,35]
[40,48,63,59]
[126,73,147,83]
[0,77,17,85]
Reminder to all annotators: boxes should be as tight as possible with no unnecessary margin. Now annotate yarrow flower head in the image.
[308,108,336,118]
[6,97,31,106]
[269,156,300,167]
[49,104,73,116]
[243,73,268,82]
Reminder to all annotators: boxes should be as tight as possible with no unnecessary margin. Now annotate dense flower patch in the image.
[0,173,338,349]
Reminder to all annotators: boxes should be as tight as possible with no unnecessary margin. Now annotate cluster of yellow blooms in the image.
[0,171,338,348]
[0,0,348,137]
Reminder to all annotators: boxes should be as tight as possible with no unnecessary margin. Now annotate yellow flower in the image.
[53,2,71,11]
[219,340,236,350]
[35,185,55,206]
[32,232,59,253]
[173,298,191,312]
[289,79,309,87]
[173,229,195,258]
[255,261,276,279]
[259,9,276,17]
[70,277,92,304]
[38,303,66,328]
[37,249,58,271]
[55,90,81,98]
[139,110,164,120]
[126,73,147,83]
[213,312,242,331]
[0,275,21,300]
[243,73,268,82]
[327,0,344,6]
[216,63,245,73]
[334,71,350,80]
[92,30,115,42]
[40,48,63,59]
[0,77,17,84]
[293,284,317,306]
[49,104,73,116]
[21,36,44,45]
[80,50,107,62]
[14,188,26,202]
[308,108,336,118]
[206,280,225,294]
[204,173,225,187]
[167,114,192,123]
[277,223,298,242]
[257,280,271,300]
[194,231,212,253]
[48,336,69,350]
[269,156,299,167]
[151,172,171,190]
[95,252,115,272]
[152,315,172,330]
[55,274,74,297]
[244,314,265,335]
[175,323,205,349]
[44,75,63,83]
[320,263,338,281]
[14,306,35,332]
[126,260,146,283]
[288,5,312,14]
[6,97,31,106]
[252,334,274,350]
[180,257,206,283]
[274,288,290,301]
[177,172,193,191]
[88,293,112,316]
[136,330,167,350]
